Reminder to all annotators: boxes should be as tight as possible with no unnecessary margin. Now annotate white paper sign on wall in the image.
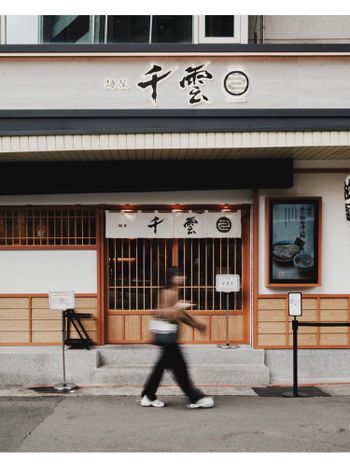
[49,291,75,311]
[215,274,240,293]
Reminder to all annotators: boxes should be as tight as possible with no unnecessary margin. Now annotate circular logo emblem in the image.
[224,71,249,96]
[216,217,232,233]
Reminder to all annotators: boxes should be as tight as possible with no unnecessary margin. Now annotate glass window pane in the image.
[107,16,150,43]
[152,16,192,43]
[95,15,106,43]
[43,16,91,43]
[205,15,234,37]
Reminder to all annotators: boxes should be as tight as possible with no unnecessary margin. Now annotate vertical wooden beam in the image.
[29,295,33,344]
[96,206,106,345]
[317,296,321,346]
[253,190,260,348]
[242,206,251,344]
[172,239,178,266]
[285,295,289,346]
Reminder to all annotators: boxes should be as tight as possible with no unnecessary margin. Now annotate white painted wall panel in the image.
[259,173,350,294]
[0,250,97,293]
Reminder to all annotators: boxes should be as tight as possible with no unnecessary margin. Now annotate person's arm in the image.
[156,289,183,321]
[179,309,207,332]
[157,306,182,321]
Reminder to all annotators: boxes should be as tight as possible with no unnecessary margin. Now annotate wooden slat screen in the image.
[108,237,242,311]
[178,238,242,311]
[108,238,173,310]
[0,207,96,247]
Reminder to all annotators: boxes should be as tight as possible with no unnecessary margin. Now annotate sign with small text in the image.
[288,292,303,317]
[49,291,75,311]
[215,274,240,293]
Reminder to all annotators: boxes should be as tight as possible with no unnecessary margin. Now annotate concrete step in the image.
[94,363,270,386]
[97,345,266,366]
[0,347,98,385]
[0,345,269,385]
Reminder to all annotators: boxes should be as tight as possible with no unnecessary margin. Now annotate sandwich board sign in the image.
[215,274,240,293]
[49,291,75,311]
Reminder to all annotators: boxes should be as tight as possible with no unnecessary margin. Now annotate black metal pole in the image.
[53,309,78,393]
[226,293,229,346]
[292,317,298,397]
[283,317,310,397]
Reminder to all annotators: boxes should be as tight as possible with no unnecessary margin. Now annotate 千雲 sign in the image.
[105,211,241,238]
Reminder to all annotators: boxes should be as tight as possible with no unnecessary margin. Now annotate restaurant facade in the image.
[1,15,350,357]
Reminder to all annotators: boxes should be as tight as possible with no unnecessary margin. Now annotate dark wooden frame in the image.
[266,197,322,288]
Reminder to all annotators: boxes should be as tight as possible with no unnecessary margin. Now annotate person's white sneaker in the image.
[186,396,214,409]
[140,395,166,407]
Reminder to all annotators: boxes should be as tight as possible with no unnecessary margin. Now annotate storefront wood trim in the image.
[256,294,350,349]
[104,204,251,345]
[252,191,259,349]
[0,294,98,346]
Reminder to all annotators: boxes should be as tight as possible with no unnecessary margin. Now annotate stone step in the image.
[97,345,266,367]
[0,348,98,385]
[94,363,270,386]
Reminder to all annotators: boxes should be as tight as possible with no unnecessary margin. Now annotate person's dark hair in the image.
[165,267,182,289]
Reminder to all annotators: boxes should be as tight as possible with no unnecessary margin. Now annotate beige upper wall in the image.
[264,15,350,43]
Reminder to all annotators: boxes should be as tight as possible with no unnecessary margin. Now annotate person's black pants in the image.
[142,344,204,404]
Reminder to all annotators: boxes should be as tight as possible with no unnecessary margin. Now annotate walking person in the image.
[141,267,214,409]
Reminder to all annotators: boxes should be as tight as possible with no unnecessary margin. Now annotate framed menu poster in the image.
[266,198,322,287]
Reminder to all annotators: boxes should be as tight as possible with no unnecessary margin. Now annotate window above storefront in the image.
[3,15,248,45]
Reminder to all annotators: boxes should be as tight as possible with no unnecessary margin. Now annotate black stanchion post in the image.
[292,317,299,397]
[53,309,78,393]
[283,292,310,398]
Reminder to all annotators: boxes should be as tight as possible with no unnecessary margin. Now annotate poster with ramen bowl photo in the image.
[266,198,321,287]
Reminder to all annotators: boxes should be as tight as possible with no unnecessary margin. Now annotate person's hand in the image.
[197,321,207,333]
[175,300,193,309]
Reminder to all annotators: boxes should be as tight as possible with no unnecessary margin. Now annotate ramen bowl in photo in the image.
[293,253,314,275]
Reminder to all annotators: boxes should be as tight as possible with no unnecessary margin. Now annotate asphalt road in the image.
[1,395,350,452]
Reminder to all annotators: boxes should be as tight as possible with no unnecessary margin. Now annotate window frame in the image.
[39,15,94,44]
[36,15,248,45]
[198,15,248,44]
[0,206,98,250]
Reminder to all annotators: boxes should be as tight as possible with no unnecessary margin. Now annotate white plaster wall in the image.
[259,173,350,294]
[0,190,253,206]
[0,250,97,293]
[264,15,350,43]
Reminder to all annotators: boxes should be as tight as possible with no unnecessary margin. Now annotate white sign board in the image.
[215,274,240,293]
[105,211,241,238]
[49,291,75,311]
[288,292,303,317]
